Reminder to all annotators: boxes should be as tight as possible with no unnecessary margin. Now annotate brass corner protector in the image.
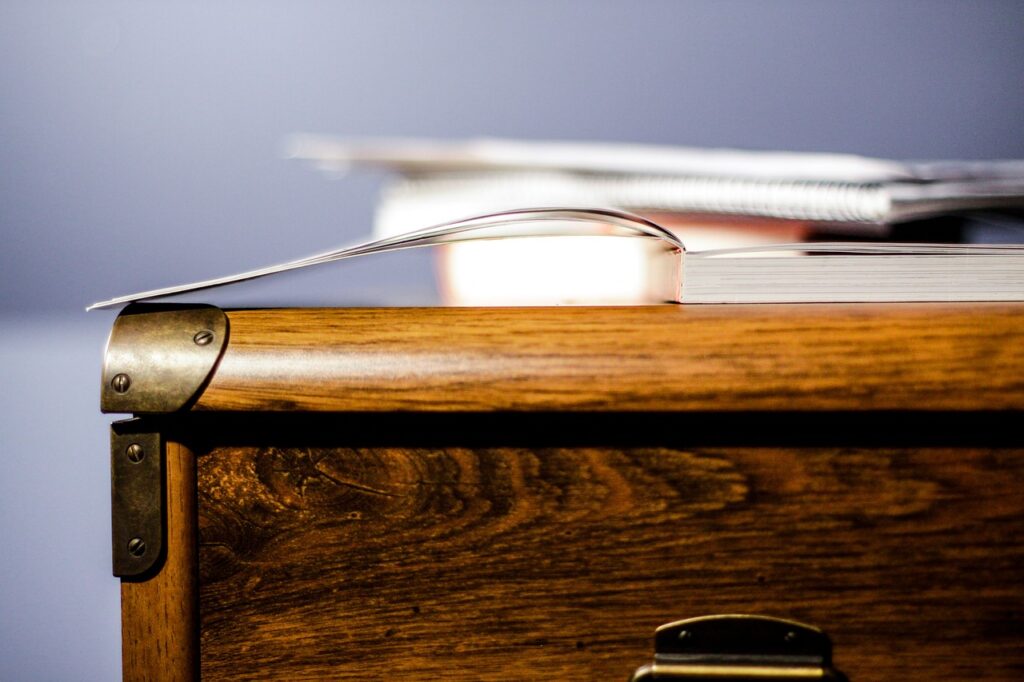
[101,303,228,414]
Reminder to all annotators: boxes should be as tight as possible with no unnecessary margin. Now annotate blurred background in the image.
[2,1,1022,678]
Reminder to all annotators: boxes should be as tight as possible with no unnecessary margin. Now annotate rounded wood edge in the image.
[121,441,198,682]
[190,305,1024,412]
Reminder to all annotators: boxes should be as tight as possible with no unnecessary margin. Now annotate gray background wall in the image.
[1,1,1022,679]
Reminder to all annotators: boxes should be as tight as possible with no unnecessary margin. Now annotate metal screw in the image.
[785,631,798,644]
[127,537,147,557]
[677,630,692,643]
[193,329,215,346]
[126,443,145,463]
[111,373,131,393]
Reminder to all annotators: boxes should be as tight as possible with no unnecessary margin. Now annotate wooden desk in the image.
[104,304,1024,680]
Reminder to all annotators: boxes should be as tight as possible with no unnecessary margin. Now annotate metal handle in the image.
[629,615,847,681]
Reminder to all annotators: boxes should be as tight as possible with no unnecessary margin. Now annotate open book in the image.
[283,136,1024,305]
[88,208,1024,310]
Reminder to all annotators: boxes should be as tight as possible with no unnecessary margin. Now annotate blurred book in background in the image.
[287,136,1024,305]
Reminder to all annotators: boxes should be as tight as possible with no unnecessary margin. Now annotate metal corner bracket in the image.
[101,303,228,414]
[111,420,164,578]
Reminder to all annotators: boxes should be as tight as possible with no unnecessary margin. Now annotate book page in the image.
[87,208,683,310]
[682,243,1024,303]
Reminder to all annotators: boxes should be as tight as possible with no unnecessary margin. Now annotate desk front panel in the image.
[187,416,1024,681]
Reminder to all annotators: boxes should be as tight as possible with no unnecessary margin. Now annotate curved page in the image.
[87,207,683,310]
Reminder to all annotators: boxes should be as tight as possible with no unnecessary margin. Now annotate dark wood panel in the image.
[194,304,1024,412]
[197,442,1024,680]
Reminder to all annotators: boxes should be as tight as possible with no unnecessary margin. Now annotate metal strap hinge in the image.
[111,420,164,578]
[630,615,846,681]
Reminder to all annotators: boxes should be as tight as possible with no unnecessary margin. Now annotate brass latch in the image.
[630,615,846,681]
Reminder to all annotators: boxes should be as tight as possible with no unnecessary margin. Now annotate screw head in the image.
[785,631,798,644]
[677,629,692,643]
[111,373,131,393]
[126,443,145,463]
[127,537,147,557]
[193,329,215,346]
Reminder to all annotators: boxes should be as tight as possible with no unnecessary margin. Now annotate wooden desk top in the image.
[190,304,1024,412]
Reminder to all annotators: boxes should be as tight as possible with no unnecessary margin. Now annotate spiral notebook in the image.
[287,136,1024,229]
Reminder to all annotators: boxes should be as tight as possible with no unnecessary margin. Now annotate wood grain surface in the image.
[122,441,198,682]
[196,439,1024,681]
[194,304,1024,412]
